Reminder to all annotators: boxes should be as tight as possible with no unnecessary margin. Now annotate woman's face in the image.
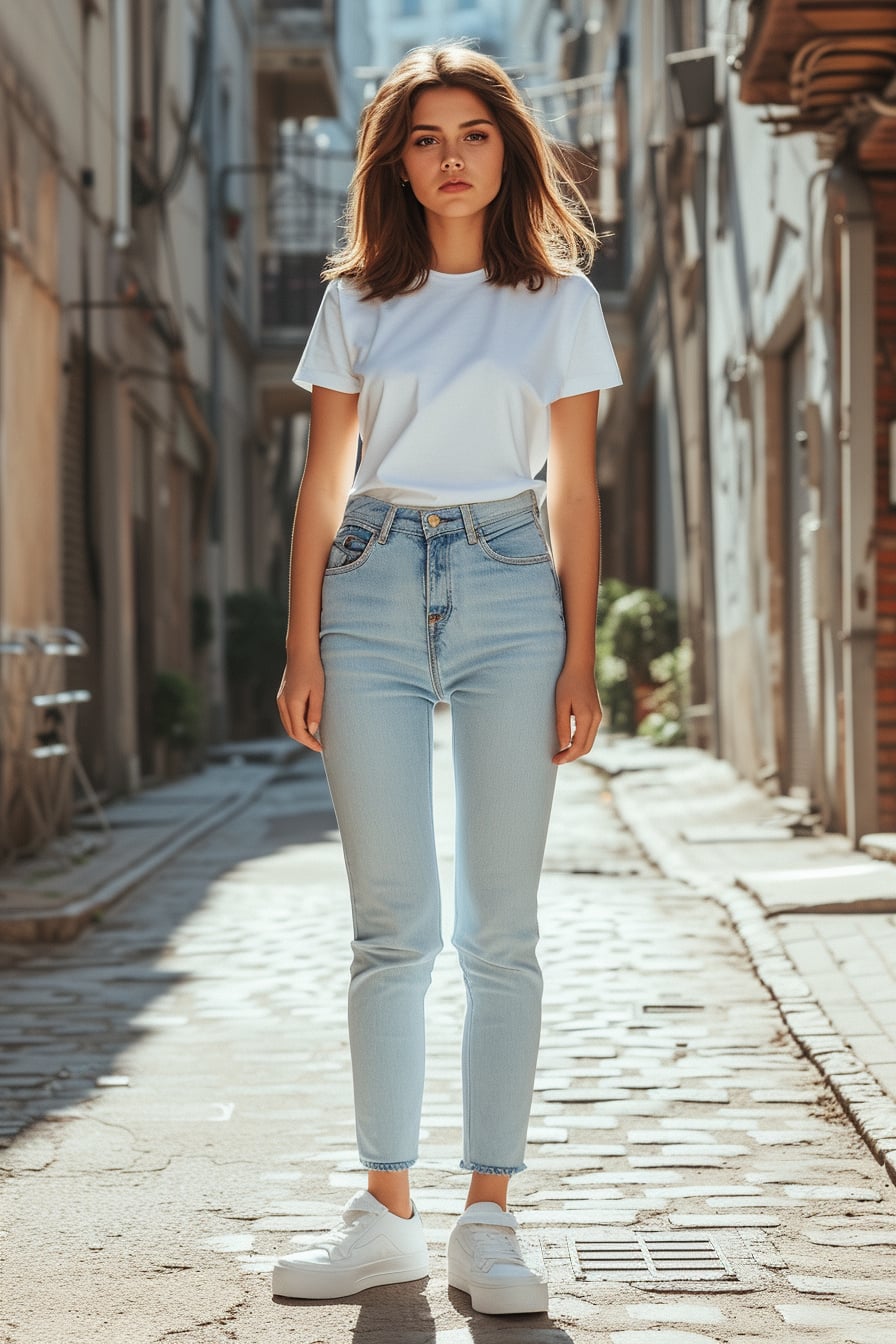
[399,85,505,223]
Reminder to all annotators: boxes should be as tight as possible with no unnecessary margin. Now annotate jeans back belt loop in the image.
[378,505,398,543]
[459,503,478,544]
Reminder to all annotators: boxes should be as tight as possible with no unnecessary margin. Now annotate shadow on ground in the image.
[0,757,338,1146]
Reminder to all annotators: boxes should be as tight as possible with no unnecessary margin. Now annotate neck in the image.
[425,213,484,274]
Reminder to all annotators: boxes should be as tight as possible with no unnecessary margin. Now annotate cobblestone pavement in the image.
[601,746,896,1186]
[2,708,896,1343]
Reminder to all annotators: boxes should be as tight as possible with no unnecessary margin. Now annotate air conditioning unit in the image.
[666,48,720,129]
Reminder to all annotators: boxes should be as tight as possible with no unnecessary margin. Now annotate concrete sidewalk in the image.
[4,707,896,1341]
[0,738,303,943]
[585,737,896,1189]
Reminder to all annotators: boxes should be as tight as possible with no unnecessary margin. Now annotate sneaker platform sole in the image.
[448,1268,548,1315]
[272,1255,430,1300]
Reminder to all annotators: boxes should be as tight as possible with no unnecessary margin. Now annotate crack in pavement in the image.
[155,1297,249,1338]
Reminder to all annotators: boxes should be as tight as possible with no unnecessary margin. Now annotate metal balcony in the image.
[255,0,339,124]
[260,250,330,346]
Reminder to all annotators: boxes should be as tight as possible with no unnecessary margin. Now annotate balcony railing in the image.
[257,144,352,344]
[255,0,339,123]
[260,251,330,342]
[257,0,331,21]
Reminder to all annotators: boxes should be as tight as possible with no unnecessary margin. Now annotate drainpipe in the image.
[203,0,227,742]
[648,141,690,622]
[829,165,877,842]
[111,0,132,250]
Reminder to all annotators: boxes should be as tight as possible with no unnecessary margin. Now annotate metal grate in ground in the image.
[526,1228,783,1292]
[573,1231,732,1281]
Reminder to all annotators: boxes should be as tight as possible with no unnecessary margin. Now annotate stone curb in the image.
[606,769,896,1191]
[0,765,285,944]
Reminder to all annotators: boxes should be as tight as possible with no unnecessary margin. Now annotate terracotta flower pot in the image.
[633,682,656,725]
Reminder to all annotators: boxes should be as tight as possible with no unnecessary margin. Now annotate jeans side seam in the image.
[460,960,474,1172]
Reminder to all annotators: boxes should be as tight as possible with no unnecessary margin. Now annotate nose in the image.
[442,151,463,171]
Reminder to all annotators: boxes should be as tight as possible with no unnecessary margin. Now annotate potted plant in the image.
[604,588,679,723]
[152,670,202,776]
[594,578,635,732]
[637,638,693,745]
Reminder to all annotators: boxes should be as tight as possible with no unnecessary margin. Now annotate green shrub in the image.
[635,638,693,746]
[225,589,288,738]
[597,577,633,634]
[595,582,682,736]
[152,671,202,748]
[604,588,679,686]
[595,579,635,732]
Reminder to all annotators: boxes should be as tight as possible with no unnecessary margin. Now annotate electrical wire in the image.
[133,0,211,207]
[152,0,168,175]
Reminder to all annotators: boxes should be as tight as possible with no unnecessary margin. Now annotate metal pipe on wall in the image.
[647,141,690,607]
[111,0,132,250]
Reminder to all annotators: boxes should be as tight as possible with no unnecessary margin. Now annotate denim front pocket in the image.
[324,521,379,574]
[476,513,551,566]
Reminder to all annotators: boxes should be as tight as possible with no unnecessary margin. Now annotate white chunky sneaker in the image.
[447,1201,548,1315]
[272,1190,429,1299]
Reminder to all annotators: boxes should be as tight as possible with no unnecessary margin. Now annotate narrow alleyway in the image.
[2,708,896,1344]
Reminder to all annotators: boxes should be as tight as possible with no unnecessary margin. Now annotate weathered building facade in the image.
[0,0,264,852]
[563,0,893,841]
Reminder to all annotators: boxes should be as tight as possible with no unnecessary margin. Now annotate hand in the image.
[277,654,325,754]
[552,663,602,765]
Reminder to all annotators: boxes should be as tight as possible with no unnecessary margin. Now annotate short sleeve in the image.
[292,280,362,393]
[553,286,622,401]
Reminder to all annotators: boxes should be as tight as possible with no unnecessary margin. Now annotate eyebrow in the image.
[410,119,494,131]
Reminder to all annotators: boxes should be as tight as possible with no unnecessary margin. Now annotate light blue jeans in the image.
[318,489,567,1174]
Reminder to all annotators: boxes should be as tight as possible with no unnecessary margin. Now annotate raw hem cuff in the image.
[459,1161,526,1175]
[359,1159,416,1171]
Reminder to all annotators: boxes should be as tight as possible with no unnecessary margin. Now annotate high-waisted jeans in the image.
[318,489,567,1174]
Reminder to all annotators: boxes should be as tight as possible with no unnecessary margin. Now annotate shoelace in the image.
[309,1208,374,1258]
[469,1225,527,1267]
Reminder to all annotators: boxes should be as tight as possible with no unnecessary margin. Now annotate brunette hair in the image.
[322,40,602,300]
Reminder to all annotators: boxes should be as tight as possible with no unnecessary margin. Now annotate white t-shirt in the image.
[293,267,622,506]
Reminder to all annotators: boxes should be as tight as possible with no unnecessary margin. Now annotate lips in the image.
[440,180,472,191]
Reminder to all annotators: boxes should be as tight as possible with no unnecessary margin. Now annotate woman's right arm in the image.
[276,384,360,752]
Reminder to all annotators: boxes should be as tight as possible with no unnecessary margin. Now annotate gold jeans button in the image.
[426,513,441,527]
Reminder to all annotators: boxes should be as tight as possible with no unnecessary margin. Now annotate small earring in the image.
[400,178,408,186]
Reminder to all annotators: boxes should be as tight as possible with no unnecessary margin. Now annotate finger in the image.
[307,690,324,742]
[294,717,323,753]
[276,692,295,741]
[279,693,322,753]
[295,692,322,753]
[558,711,602,763]
[555,702,573,753]
[552,712,575,765]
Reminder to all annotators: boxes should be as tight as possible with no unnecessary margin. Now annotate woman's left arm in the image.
[546,389,602,765]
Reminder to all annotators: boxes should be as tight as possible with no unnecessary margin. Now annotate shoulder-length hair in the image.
[322,40,602,300]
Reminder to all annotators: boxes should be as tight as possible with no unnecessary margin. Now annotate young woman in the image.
[273,40,621,1316]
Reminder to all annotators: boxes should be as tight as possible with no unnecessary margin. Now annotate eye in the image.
[412,131,489,147]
